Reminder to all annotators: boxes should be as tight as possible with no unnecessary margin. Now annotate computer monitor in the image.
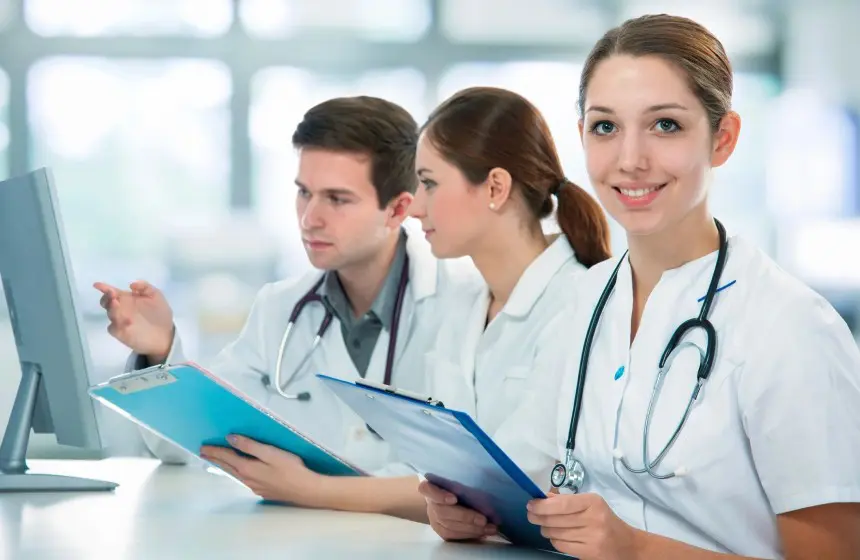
[0,167,116,492]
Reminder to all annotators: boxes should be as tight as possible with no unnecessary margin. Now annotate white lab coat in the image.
[499,235,860,558]
[425,235,585,486]
[133,228,483,474]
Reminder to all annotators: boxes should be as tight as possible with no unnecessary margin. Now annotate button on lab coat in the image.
[425,235,586,486]
[132,228,483,474]
[499,235,860,558]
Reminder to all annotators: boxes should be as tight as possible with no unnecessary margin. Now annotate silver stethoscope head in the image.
[550,448,586,493]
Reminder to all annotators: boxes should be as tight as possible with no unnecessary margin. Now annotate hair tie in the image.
[550,178,567,197]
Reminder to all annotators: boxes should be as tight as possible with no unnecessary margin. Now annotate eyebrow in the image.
[294,180,357,197]
[416,168,432,176]
[585,103,689,115]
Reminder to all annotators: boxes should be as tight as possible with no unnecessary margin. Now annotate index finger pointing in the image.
[93,282,118,298]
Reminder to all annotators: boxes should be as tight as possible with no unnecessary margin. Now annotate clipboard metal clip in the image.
[105,364,177,395]
[355,379,445,408]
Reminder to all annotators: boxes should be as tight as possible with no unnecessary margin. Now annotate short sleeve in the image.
[739,296,860,514]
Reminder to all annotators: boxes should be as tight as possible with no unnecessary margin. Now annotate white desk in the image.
[1,458,559,559]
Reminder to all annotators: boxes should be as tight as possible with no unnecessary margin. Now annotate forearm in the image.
[315,475,428,523]
[634,529,764,560]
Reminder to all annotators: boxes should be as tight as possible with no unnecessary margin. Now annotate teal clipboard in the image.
[89,362,364,477]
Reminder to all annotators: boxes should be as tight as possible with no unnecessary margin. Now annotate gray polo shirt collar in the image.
[318,230,408,330]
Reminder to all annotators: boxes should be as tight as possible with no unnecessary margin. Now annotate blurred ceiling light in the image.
[441,0,607,45]
[177,0,233,35]
[26,0,231,36]
[241,0,430,41]
[239,0,292,38]
[621,1,776,57]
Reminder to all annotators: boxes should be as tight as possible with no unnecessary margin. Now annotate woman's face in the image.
[410,133,494,258]
[579,54,739,239]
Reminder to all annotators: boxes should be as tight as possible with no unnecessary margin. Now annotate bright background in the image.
[1,0,859,455]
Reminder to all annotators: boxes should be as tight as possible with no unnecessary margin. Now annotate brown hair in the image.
[292,96,419,207]
[421,87,611,268]
[579,14,733,131]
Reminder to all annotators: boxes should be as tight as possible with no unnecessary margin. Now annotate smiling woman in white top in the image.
[421,15,860,560]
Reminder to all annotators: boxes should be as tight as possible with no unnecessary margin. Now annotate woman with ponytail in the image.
[408,86,611,508]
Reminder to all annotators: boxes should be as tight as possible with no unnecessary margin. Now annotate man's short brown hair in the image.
[292,96,419,208]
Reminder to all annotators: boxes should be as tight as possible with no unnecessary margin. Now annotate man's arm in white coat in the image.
[128,284,276,465]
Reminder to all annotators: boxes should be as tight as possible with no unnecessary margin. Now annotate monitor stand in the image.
[0,363,117,492]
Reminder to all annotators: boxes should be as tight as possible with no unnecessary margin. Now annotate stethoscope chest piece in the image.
[551,451,585,493]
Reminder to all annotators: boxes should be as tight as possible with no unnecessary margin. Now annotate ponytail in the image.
[555,179,612,268]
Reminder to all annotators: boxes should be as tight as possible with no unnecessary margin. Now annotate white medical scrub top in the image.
[503,235,860,558]
[424,235,586,485]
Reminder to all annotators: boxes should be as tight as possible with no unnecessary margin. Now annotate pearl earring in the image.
[489,202,496,210]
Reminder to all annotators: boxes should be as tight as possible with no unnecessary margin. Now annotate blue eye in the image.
[420,178,437,190]
[655,119,681,133]
[591,121,616,136]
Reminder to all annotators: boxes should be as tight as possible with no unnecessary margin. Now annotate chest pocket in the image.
[424,353,475,415]
[501,366,531,406]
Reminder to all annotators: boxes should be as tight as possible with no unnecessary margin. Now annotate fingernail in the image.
[526,502,533,511]
[484,525,497,535]
[473,516,487,527]
[445,496,456,505]
[227,435,238,444]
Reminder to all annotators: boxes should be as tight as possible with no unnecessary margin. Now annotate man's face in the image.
[295,148,403,271]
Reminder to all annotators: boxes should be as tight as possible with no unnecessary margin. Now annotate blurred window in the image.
[28,57,231,264]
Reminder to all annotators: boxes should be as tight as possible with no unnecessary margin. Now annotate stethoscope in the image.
[551,218,728,493]
[260,254,410,401]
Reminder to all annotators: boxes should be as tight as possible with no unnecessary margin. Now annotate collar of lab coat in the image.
[404,225,438,302]
[502,234,578,318]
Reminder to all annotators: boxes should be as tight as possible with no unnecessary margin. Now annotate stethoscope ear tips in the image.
[612,447,624,459]
[673,466,689,477]
[296,392,311,401]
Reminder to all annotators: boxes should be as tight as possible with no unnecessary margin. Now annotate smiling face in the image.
[295,147,410,271]
[579,54,739,239]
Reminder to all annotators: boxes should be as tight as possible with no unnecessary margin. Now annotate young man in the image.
[95,97,479,517]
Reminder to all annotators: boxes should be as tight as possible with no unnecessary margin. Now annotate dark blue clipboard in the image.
[316,373,554,551]
[89,362,364,477]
